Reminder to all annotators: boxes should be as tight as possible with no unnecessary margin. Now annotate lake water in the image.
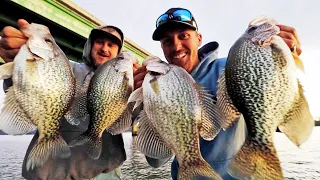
[0,128,319,180]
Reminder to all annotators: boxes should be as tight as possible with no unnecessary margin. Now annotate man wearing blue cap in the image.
[134,7,302,179]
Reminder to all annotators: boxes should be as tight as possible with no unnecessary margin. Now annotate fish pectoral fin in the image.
[0,87,37,135]
[0,62,14,80]
[135,110,173,159]
[107,102,134,135]
[128,87,143,110]
[196,85,222,141]
[216,70,241,130]
[278,82,314,147]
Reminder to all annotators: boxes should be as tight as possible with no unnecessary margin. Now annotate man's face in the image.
[160,27,202,73]
[91,37,119,67]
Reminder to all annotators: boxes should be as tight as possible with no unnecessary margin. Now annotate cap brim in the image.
[152,21,197,41]
[91,29,123,48]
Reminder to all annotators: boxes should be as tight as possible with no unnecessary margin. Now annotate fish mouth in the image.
[251,26,280,46]
[249,16,278,27]
[248,16,280,46]
[148,68,168,76]
[263,26,280,34]
[146,61,171,75]
[149,71,162,76]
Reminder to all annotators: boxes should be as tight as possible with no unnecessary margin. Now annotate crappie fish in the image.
[129,59,223,180]
[0,23,76,170]
[69,51,137,159]
[216,16,314,179]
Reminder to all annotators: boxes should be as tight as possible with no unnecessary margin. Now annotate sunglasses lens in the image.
[156,9,193,27]
[156,14,168,27]
[172,10,192,21]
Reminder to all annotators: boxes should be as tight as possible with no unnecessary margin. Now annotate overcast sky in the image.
[72,0,319,116]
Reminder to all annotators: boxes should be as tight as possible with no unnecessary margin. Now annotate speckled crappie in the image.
[216,16,314,179]
[69,51,137,159]
[0,23,76,170]
[129,59,223,180]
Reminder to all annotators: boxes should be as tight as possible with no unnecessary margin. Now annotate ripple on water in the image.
[0,127,319,180]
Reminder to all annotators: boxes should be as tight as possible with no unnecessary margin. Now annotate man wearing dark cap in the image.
[134,7,303,179]
[0,19,134,180]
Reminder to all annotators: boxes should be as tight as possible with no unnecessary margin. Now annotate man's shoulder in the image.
[214,57,227,66]
[198,41,226,66]
[200,55,227,70]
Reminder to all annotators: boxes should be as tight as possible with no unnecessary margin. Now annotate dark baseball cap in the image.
[91,25,124,51]
[152,7,198,41]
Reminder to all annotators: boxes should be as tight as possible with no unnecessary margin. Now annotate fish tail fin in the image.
[26,134,71,171]
[228,139,283,180]
[178,158,222,180]
[68,131,102,159]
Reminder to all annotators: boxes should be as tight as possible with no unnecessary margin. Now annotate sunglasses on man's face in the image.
[156,9,193,28]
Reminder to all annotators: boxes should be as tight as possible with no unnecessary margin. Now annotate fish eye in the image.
[45,39,53,46]
[247,26,258,33]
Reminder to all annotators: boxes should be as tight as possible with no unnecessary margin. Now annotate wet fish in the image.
[129,59,223,180]
[69,51,137,159]
[216,16,314,179]
[0,23,76,170]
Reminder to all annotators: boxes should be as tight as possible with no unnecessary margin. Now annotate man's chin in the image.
[96,58,110,64]
[171,58,188,67]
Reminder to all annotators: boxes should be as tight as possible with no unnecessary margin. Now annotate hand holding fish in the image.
[216,16,313,180]
[0,20,126,180]
[0,19,29,62]
[134,65,147,90]
[277,24,302,55]
[133,56,162,90]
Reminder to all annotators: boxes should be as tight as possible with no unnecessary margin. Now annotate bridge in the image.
[0,0,152,62]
